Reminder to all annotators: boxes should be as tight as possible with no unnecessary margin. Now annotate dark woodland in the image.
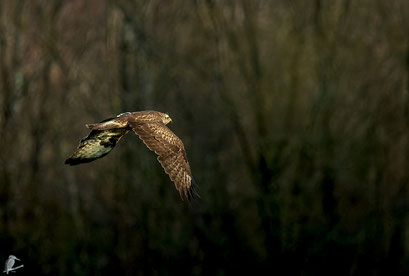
[1,1,409,275]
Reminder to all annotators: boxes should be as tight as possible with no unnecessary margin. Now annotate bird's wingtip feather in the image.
[64,158,77,166]
[186,178,200,202]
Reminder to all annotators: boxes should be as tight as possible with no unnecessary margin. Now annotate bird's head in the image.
[160,113,172,125]
[8,255,20,261]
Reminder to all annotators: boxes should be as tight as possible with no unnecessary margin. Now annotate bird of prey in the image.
[65,111,198,200]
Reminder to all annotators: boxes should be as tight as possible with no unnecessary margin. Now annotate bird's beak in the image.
[15,257,20,261]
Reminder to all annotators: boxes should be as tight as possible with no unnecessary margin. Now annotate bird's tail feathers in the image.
[85,116,125,130]
[85,121,125,130]
[85,123,102,129]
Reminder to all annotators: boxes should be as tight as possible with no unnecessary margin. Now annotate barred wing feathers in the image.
[129,122,198,200]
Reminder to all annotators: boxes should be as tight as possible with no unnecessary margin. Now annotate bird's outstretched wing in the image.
[129,122,198,200]
[65,127,130,165]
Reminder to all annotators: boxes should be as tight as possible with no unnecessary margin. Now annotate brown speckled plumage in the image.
[65,111,198,201]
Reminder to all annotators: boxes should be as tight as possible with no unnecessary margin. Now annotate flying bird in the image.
[65,111,198,200]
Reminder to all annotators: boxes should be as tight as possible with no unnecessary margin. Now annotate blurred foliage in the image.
[0,0,409,275]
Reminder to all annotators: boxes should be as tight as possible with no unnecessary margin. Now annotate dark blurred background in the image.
[0,0,409,275]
